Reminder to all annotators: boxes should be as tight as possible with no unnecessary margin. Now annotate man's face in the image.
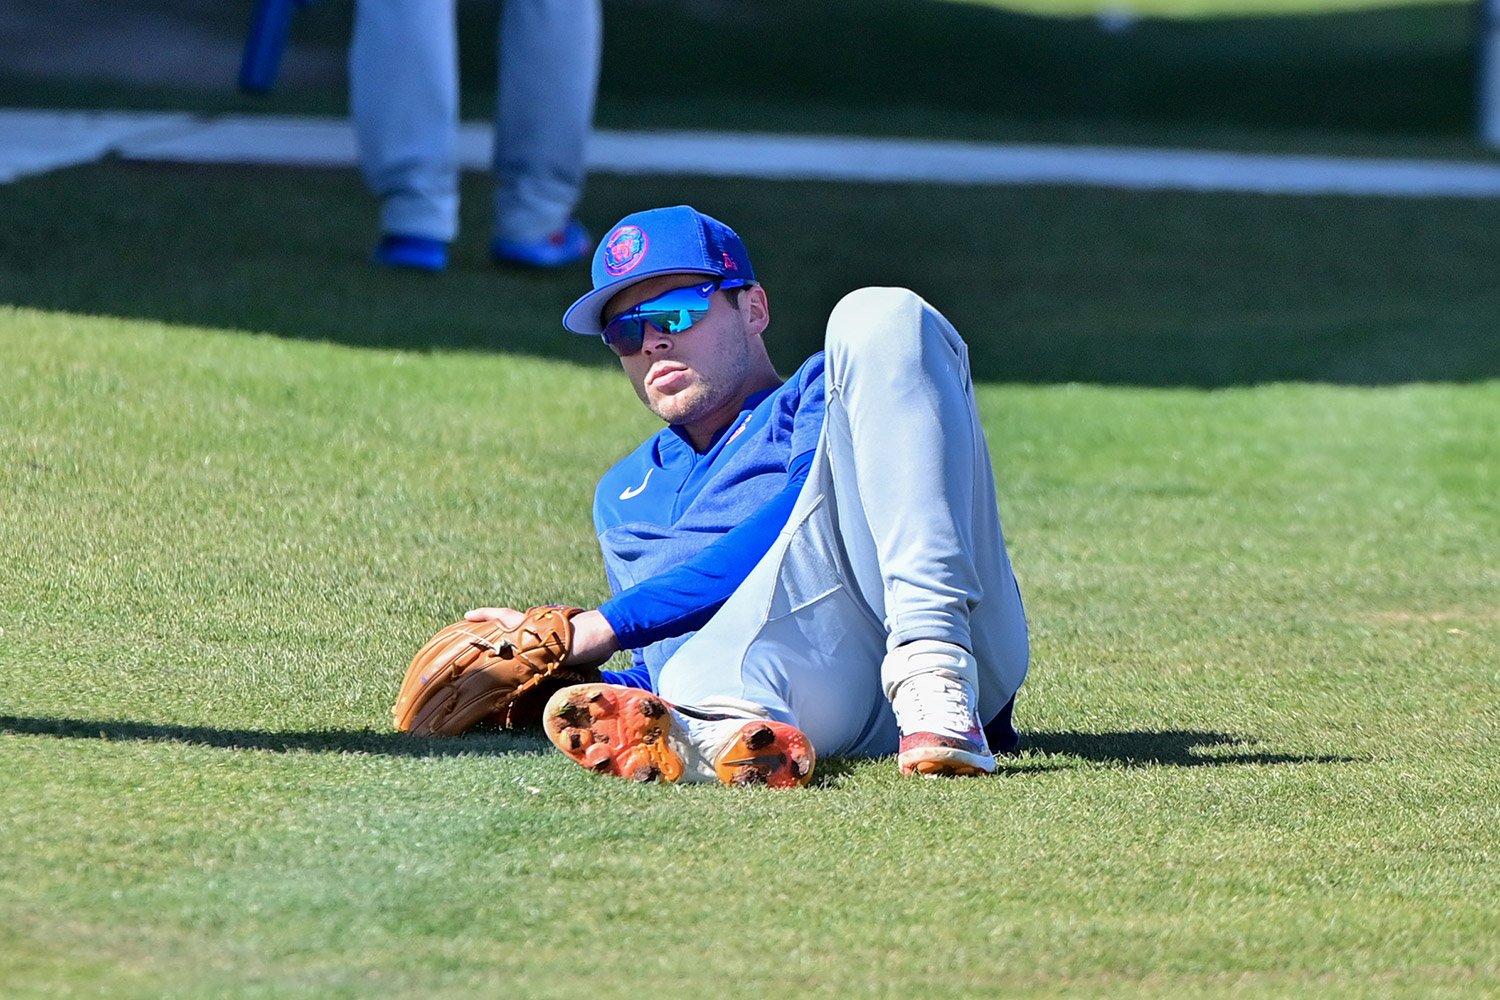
[603,273,769,435]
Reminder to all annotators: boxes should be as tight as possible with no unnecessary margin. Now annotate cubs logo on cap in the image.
[603,225,648,277]
[562,205,757,337]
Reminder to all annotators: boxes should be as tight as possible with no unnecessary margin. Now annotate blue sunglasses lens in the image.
[600,279,745,357]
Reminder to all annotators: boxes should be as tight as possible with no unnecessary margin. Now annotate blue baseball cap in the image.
[562,205,756,336]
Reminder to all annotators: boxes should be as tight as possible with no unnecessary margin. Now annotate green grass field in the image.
[2,161,1497,997]
[3,0,1499,993]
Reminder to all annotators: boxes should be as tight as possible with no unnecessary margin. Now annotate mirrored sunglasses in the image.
[600,278,748,357]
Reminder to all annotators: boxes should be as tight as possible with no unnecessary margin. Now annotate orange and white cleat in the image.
[542,683,814,788]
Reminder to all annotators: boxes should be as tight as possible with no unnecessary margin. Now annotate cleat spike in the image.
[730,765,770,787]
[582,744,613,770]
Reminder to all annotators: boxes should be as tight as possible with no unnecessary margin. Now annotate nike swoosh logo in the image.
[618,469,653,500]
[719,753,784,769]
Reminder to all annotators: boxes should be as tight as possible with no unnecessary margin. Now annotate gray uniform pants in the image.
[349,0,601,243]
[656,288,1030,758]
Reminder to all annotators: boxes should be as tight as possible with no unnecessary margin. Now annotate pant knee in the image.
[825,286,963,387]
[828,287,918,373]
[826,285,921,351]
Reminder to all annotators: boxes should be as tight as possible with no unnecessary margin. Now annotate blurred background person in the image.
[350,0,601,272]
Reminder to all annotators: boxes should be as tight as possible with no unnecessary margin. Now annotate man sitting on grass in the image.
[467,205,1030,786]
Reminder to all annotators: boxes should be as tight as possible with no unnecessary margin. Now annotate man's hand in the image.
[464,606,526,627]
[466,607,620,669]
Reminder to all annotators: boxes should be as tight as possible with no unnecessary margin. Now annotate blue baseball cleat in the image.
[373,234,449,273]
[490,218,592,269]
[238,0,316,95]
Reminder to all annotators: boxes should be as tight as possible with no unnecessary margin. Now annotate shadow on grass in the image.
[0,714,551,757]
[4,163,1499,387]
[1020,729,1359,767]
[4,717,1354,772]
[735,728,1358,787]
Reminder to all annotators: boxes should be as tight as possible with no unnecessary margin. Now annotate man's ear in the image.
[742,284,770,336]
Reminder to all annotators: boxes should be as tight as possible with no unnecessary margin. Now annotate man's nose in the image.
[641,324,674,354]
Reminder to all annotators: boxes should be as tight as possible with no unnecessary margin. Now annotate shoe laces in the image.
[892,673,983,740]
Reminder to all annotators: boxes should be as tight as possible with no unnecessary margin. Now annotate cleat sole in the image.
[543,684,814,788]
[544,684,685,783]
[897,745,996,777]
[713,722,815,789]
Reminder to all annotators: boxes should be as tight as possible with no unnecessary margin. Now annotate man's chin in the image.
[649,387,707,426]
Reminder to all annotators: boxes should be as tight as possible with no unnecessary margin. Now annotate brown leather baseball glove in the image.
[392,606,593,735]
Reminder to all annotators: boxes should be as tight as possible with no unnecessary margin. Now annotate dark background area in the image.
[1,0,1496,386]
[0,0,1487,149]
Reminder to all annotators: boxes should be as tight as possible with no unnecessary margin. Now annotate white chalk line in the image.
[5,108,1500,198]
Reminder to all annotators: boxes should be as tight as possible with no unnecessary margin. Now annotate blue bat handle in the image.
[238,0,315,95]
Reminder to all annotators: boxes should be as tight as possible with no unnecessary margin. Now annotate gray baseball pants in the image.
[349,0,601,243]
[655,287,1030,757]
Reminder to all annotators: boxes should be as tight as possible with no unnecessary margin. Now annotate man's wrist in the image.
[568,608,620,667]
